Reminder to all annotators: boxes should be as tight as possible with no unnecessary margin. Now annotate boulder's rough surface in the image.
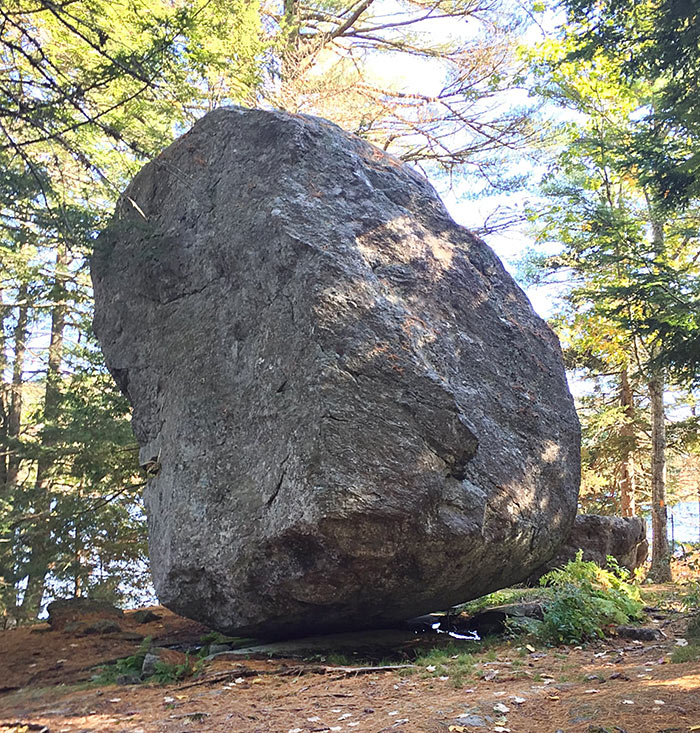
[529,514,648,582]
[92,107,580,638]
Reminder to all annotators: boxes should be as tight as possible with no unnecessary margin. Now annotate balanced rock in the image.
[92,107,580,638]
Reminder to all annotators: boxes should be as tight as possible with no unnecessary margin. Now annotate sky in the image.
[357,0,562,318]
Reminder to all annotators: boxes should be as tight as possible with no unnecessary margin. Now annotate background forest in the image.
[0,0,698,625]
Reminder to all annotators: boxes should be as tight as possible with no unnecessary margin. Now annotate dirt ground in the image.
[0,593,698,733]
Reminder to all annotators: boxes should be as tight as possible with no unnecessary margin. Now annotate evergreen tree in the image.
[526,25,700,580]
[266,0,535,178]
[556,0,700,378]
[0,0,265,621]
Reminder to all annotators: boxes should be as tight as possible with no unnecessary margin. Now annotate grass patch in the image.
[414,642,476,687]
[671,643,700,664]
[93,637,197,685]
[455,586,548,615]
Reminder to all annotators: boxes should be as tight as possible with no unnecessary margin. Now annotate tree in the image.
[1,0,266,621]
[266,0,535,179]
[555,0,700,377]
[526,26,700,580]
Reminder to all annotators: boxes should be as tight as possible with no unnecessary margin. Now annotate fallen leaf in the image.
[547,695,560,701]
[526,644,536,652]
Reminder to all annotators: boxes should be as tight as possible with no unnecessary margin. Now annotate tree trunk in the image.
[0,285,29,623]
[19,246,68,620]
[648,372,671,581]
[619,366,636,517]
[0,286,8,491]
[7,285,29,489]
[645,201,671,581]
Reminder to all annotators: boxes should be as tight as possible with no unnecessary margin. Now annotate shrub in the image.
[686,613,700,639]
[538,551,645,644]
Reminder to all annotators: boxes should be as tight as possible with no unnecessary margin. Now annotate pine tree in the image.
[526,27,700,580]
[0,0,266,621]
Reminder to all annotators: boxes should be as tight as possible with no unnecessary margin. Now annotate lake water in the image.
[667,500,700,546]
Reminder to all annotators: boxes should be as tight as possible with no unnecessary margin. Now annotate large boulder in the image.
[92,107,580,639]
[528,514,649,582]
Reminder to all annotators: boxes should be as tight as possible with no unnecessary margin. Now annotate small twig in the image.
[318,664,417,676]
[176,667,255,689]
[169,711,210,720]
[176,662,416,689]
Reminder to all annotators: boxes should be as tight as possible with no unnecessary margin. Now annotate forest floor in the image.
[0,584,698,733]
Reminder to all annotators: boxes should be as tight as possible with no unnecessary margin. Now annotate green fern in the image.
[539,551,644,644]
